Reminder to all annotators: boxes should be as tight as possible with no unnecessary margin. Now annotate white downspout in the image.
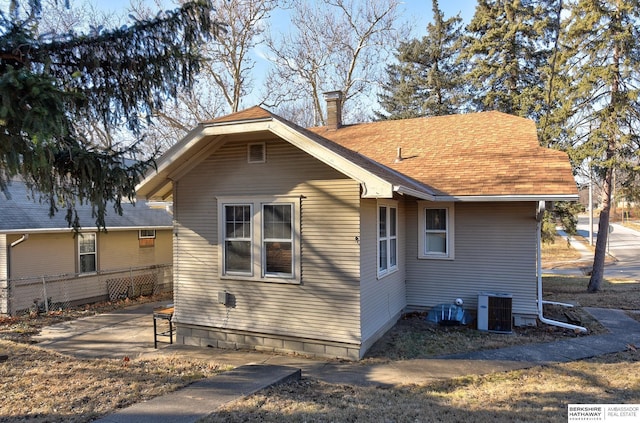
[7,234,29,283]
[536,202,587,333]
[10,234,29,248]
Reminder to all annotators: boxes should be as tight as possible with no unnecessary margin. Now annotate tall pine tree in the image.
[461,0,557,120]
[557,0,640,292]
[376,0,465,119]
[0,0,221,230]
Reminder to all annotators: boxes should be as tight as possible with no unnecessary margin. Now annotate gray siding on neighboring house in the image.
[359,197,406,353]
[173,137,363,352]
[406,201,538,317]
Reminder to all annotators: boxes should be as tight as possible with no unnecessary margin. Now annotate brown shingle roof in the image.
[203,106,273,124]
[308,111,577,197]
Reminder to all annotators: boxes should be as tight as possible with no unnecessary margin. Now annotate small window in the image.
[78,233,97,273]
[247,143,266,163]
[139,229,156,239]
[418,202,454,260]
[378,201,398,278]
[139,229,156,247]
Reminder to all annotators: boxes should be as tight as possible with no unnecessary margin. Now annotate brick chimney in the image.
[324,91,343,130]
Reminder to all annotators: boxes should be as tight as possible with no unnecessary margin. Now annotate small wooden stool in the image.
[153,306,175,348]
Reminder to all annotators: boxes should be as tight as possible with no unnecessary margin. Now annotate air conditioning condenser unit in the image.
[477,292,512,333]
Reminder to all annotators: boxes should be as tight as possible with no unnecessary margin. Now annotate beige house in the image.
[1,180,173,314]
[136,94,578,360]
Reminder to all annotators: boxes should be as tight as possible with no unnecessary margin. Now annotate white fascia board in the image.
[137,120,274,198]
[268,121,394,198]
[166,135,225,182]
[136,125,210,197]
[433,194,580,202]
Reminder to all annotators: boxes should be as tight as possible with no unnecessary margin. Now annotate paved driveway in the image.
[577,217,640,280]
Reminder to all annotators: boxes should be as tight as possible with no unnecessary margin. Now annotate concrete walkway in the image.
[33,301,640,423]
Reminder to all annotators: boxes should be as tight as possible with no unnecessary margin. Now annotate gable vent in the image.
[248,142,266,163]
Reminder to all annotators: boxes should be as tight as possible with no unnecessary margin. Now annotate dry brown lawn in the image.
[0,340,228,422]
[624,221,640,232]
[542,235,586,264]
[204,351,640,423]
[0,295,231,422]
[2,240,640,422]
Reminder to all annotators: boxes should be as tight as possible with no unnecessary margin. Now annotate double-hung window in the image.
[418,202,454,259]
[219,197,300,283]
[78,233,97,273]
[263,204,293,276]
[223,204,253,275]
[378,202,398,278]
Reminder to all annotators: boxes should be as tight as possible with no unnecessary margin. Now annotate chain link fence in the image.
[0,264,172,315]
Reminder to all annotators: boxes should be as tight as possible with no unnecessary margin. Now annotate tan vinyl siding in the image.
[0,234,7,280]
[99,230,173,269]
[406,201,538,316]
[359,198,406,348]
[173,137,362,345]
[7,230,172,280]
[8,233,75,278]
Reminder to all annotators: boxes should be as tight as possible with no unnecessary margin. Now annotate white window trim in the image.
[418,201,455,260]
[217,196,301,284]
[221,203,254,278]
[138,229,156,239]
[377,200,398,279]
[78,232,97,274]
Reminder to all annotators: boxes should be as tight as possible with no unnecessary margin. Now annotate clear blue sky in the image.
[100,1,479,37]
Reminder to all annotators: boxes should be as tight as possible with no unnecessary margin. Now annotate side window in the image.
[378,202,398,278]
[418,202,454,260]
[425,208,448,254]
[78,233,97,273]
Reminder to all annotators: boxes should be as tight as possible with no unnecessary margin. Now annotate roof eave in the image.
[394,185,436,201]
[1,226,174,235]
[432,194,580,202]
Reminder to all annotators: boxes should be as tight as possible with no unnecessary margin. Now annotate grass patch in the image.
[362,308,602,362]
[543,275,640,309]
[0,340,229,422]
[623,221,640,232]
[204,350,640,423]
[542,236,584,264]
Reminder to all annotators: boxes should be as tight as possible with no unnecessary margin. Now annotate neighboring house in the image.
[0,179,174,314]
[136,92,578,360]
